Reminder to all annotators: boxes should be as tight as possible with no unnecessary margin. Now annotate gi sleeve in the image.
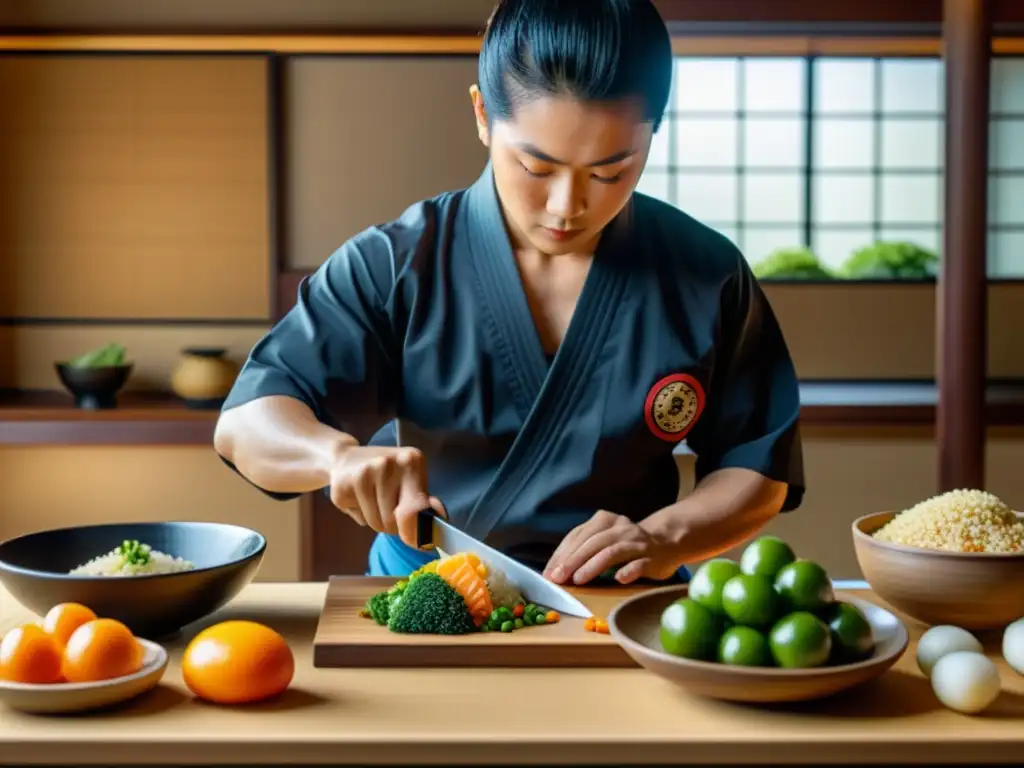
[687,257,806,512]
[219,227,404,499]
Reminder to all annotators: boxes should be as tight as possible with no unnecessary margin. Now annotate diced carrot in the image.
[513,604,525,618]
[583,617,596,632]
[545,610,560,624]
[595,620,609,634]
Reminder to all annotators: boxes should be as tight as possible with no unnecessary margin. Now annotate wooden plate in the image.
[0,638,168,714]
[608,586,909,703]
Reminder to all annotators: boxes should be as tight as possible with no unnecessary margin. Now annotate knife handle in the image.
[415,508,440,550]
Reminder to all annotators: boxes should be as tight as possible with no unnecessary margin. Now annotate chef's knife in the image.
[415,510,592,618]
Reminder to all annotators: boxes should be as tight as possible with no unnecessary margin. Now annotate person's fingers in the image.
[394,448,431,547]
[338,505,367,526]
[428,496,448,519]
[557,527,630,583]
[352,464,384,533]
[572,540,648,585]
[544,511,618,582]
[373,456,402,535]
[612,558,652,585]
[543,522,590,582]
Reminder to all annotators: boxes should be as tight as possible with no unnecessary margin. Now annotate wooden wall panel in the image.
[0,325,269,391]
[0,55,270,320]
[285,56,486,270]
[763,283,1024,380]
[764,285,935,380]
[0,447,301,581]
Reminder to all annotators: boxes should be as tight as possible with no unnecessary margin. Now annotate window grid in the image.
[644,54,1024,278]
[801,57,816,248]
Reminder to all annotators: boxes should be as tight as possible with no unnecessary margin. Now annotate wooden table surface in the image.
[1,581,1022,766]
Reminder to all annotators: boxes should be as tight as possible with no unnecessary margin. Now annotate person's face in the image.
[470,86,653,256]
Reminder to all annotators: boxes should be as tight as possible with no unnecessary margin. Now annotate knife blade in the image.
[415,510,592,618]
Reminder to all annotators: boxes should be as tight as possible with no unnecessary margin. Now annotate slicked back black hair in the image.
[478,0,673,131]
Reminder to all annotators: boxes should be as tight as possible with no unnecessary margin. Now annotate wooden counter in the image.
[1,582,1022,765]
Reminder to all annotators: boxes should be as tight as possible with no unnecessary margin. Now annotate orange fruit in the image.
[0,623,64,684]
[42,603,98,647]
[182,620,294,705]
[62,618,144,683]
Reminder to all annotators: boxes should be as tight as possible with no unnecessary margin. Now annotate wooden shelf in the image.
[2,382,1023,447]
[0,391,217,446]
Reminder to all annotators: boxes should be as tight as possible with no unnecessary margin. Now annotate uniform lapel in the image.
[461,165,635,540]
[463,165,549,422]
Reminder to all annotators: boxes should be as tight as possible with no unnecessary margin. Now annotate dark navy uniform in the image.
[221,164,805,578]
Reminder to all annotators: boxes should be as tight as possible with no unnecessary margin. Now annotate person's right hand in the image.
[327,445,446,548]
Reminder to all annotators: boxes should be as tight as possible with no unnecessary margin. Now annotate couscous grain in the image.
[872,488,1024,553]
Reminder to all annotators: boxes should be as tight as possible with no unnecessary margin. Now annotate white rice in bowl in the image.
[70,540,195,577]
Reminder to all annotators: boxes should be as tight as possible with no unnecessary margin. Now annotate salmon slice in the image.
[434,553,494,626]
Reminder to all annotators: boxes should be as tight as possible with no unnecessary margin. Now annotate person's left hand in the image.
[542,510,682,586]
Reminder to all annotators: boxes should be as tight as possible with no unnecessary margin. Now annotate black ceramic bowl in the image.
[0,522,266,639]
[54,363,133,409]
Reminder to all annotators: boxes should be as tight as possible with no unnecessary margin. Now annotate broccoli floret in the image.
[386,572,477,635]
[362,591,392,625]
[360,578,411,624]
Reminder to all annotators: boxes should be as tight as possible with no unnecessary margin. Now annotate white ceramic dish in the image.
[0,637,168,714]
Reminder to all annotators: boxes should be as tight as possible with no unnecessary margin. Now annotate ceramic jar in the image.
[170,348,239,409]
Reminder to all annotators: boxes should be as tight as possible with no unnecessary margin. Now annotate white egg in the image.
[916,625,983,677]
[930,651,1001,714]
[1003,617,1024,676]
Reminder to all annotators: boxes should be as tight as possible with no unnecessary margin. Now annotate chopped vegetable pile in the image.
[359,552,561,635]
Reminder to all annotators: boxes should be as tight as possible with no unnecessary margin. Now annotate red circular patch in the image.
[644,373,706,443]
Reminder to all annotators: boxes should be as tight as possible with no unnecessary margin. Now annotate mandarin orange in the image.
[182,620,294,705]
[42,602,98,647]
[0,623,64,684]
[62,618,144,683]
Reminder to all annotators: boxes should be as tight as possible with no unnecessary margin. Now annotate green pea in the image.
[523,614,534,626]
[500,620,514,633]
[534,614,547,625]
[514,618,524,629]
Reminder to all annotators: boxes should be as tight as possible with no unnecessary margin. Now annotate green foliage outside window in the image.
[751,241,940,281]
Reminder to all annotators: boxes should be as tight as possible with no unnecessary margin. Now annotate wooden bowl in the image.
[607,585,908,703]
[0,638,168,714]
[853,511,1024,630]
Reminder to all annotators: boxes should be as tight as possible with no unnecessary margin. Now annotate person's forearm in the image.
[640,467,788,565]
[213,395,357,494]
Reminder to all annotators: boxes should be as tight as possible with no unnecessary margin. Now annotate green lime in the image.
[688,558,741,616]
[659,598,722,661]
[773,559,835,613]
[769,611,832,669]
[718,625,773,667]
[739,535,796,579]
[721,574,781,628]
[822,602,875,664]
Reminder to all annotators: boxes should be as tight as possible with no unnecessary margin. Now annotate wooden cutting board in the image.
[312,576,648,668]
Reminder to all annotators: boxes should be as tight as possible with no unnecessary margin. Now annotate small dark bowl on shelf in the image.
[0,521,266,639]
[54,363,133,410]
